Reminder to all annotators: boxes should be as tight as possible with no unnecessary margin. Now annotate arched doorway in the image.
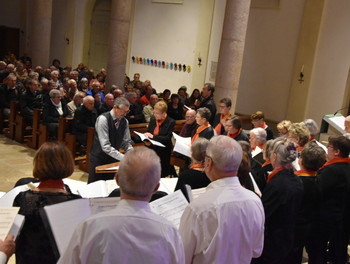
[88,0,111,73]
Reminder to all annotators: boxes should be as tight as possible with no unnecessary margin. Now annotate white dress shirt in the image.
[58,199,185,264]
[179,176,265,264]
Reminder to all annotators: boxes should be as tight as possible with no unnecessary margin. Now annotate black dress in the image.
[147,116,175,177]
[13,190,81,264]
[175,168,211,200]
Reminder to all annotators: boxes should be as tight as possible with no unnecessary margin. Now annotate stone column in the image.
[215,0,251,107]
[30,0,52,67]
[105,0,132,92]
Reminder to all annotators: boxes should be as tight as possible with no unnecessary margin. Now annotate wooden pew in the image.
[57,117,77,158]
[38,123,48,148]
[4,101,19,140]
[27,109,41,149]
[79,127,95,173]
[0,108,7,133]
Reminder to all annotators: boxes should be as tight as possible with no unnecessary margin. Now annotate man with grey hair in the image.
[73,95,97,149]
[88,97,133,183]
[98,93,114,114]
[59,147,185,264]
[143,94,158,122]
[250,127,268,165]
[67,92,85,117]
[0,73,21,117]
[125,91,144,124]
[179,135,265,264]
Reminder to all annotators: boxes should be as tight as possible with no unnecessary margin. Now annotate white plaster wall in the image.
[0,0,21,28]
[237,0,305,120]
[128,0,200,93]
[306,0,350,124]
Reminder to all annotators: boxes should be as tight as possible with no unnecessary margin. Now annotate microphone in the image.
[334,106,350,116]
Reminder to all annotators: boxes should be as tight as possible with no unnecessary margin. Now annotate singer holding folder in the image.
[144,101,175,177]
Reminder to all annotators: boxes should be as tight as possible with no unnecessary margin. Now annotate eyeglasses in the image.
[185,116,195,119]
[118,107,130,115]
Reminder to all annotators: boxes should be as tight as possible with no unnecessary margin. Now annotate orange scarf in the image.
[153,115,167,136]
[318,157,350,171]
[227,128,242,139]
[294,169,317,176]
[214,113,230,135]
[267,166,291,183]
[261,160,271,168]
[192,122,210,143]
[190,163,204,169]
[260,122,268,129]
[296,146,304,153]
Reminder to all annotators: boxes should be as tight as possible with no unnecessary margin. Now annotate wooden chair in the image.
[4,101,19,140]
[27,109,42,149]
[174,120,186,134]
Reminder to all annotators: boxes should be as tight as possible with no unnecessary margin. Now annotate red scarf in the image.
[227,128,242,139]
[190,163,204,169]
[214,113,230,135]
[267,166,291,183]
[318,157,350,171]
[294,169,317,176]
[153,114,167,136]
[38,179,65,189]
[261,160,271,168]
[260,122,268,129]
[192,122,210,143]
[296,146,304,153]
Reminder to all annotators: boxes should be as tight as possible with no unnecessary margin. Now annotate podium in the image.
[319,114,345,142]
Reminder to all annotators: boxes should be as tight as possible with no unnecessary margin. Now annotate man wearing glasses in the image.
[88,97,133,183]
[179,109,198,138]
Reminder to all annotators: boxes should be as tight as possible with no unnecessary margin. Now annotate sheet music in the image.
[159,178,178,194]
[63,178,87,195]
[104,166,119,171]
[150,190,188,228]
[0,192,5,199]
[43,197,119,256]
[0,183,38,207]
[325,115,345,133]
[0,207,19,240]
[105,180,119,195]
[77,180,109,198]
[173,132,191,158]
[134,131,166,147]
[8,214,25,240]
[249,173,262,197]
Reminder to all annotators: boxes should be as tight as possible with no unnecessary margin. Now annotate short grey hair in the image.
[125,92,136,99]
[29,71,39,79]
[270,137,297,166]
[250,127,267,143]
[206,135,243,173]
[302,119,319,137]
[41,78,49,84]
[83,95,94,104]
[0,61,6,66]
[49,89,61,98]
[114,96,130,108]
[51,70,59,76]
[118,147,161,198]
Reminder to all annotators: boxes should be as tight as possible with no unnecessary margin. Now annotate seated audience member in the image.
[249,127,267,165]
[191,107,214,143]
[143,94,158,122]
[344,115,350,134]
[88,97,133,183]
[224,115,249,142]
[69,70,79,82]
[64,79,78,103]
[194,83,217,124]
[73,96,98,147]
[87,81,105,102]
[0,235,15,264]
[78,77,89,93]
[167,94,184,120]
[160,89,171,104]
[179,109,198,138]
[20,79,42,123]
[50,70,62,88]
[252,138,303,264]
[98,93,114,115]
[287,122,310,153]
[125,92,145,124]
[139,84,153,107]
[276,119,292,138]
[59,147,184,264]
[52,58,63,73]
[0,73,21,118]
[93,92,102,110]
[177,86,190,106]
[143,101,175,177]
[13,142,81,264]
[42,89,70,139]
[213,97,232,135]
[59,77,70,96]
[188,88,200,108]
[15,62,28,82]
[174,138,211,198]
[67,92,84,117]
[112,87,123,98]
[180,136,265,264]
[40,78,51,103]
[125,83,134,93]
[317,135,350,264]
[130,72,141,86]
[251,111,274,140]
[290,142,326,264]
[302,118,319,141]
